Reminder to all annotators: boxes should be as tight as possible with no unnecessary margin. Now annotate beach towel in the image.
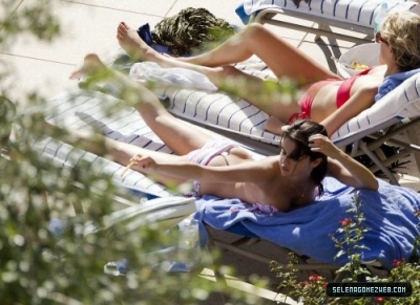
[195,177,420,270]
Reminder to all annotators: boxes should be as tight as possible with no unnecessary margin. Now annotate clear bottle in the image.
[374,2,388,36]
[177,217,200,271]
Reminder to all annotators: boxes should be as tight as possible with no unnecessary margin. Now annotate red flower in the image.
[309,274,320,282]
[339,218,352,227]
[392,259,404,268]
[375,297,385,303]
[322,282,328,289]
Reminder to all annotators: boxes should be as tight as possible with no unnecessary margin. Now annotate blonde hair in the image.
[381,11,420,71]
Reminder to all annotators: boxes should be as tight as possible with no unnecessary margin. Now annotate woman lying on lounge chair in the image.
[115,11,420,136]
[43,54,378,213]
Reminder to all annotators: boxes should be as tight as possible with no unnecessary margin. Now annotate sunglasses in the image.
[375,31,389,45]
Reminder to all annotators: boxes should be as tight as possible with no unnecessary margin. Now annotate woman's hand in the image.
[308,134,341,159]
[130,154,157,171]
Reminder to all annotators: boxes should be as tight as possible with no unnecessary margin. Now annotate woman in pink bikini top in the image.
[116,11,420,137]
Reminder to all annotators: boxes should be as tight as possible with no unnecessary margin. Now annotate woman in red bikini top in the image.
[116,11,420,137]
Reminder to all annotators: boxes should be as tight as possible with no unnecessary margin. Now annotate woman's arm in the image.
[320,84,378,136]
[130,154,277,183]
[309,134,379,191]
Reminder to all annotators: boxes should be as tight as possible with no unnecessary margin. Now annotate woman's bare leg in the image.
[70,53,214,156]
[116,25,302,122]
[41,120,189,186]
[117,22,340,84]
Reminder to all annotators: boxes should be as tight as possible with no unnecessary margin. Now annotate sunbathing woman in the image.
[115,11,420,136]
[52,54,378,213]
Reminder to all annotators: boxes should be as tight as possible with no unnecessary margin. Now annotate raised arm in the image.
[308,134,379,191]
[130,154,277,183]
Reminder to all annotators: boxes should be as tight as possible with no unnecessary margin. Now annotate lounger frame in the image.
[242,0,420,44]
[252,8,373,44]
[334,117,420,185]
[205,225,390,289]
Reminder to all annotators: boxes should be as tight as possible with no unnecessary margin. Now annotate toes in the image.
[118,22,129,31]
[117,27,126,38]
[121,22,129,29]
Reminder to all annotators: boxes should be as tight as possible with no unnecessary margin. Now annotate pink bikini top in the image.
[336,67,374,107]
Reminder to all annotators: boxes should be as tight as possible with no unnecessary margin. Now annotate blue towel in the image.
[195,178,420,270]
[375,68,420,102]
[136,23,171,54]
[235,4,251,24]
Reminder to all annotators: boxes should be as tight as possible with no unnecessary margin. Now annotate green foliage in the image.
[0,2,266,304]
[271,192,420,305]
[0,0,60,47]
[330,192,372,282]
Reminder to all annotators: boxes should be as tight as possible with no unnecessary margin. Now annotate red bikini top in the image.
[336,67,374,107]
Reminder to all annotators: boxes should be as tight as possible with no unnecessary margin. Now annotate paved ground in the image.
[2,1,419,304]
[3,0,419,189]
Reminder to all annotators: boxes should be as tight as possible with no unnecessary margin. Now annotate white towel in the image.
[129,62,218,92]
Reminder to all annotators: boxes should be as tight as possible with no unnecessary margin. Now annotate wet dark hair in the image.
[281,119,328,195]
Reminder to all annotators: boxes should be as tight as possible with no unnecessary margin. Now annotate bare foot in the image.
[117,22,158,62]
[70,52,158,108]
[70,53,107,80]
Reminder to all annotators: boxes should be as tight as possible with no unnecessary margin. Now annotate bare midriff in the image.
[310,81,342,122]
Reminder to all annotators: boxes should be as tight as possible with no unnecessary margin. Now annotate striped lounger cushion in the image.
[150,56,420,149]
[37,90,174,198]
[152,56,282,146]
[239,0,420,30]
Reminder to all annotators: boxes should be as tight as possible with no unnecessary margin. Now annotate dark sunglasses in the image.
[375,31,389,45]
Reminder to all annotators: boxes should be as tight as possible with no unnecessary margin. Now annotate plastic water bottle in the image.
[177,218,200,270]
[374,2,388,35]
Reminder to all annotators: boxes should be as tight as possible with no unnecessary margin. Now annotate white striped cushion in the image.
[154,57,282,145]
[149,55,420,148]
[242,0,420,29]
[332,71,420,143]
[36,90,174,198]
[37,89,266,198]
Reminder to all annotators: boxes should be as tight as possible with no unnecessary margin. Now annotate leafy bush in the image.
[0,2,266,304]
[271,192,420,305]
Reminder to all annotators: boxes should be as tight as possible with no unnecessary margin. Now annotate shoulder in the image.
[261,156,281,172]
[362,65,387,84]
[244,155,279,168]
[368,65,387,75]
[264,155,280,165]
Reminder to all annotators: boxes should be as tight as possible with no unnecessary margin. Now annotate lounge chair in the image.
[235,0,420,44]
[105,32,420,184]
[137,55,420,186]
[31,89,420,282]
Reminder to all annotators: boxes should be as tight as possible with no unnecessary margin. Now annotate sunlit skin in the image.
[115,21,397,137]
[45,53,379,213]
